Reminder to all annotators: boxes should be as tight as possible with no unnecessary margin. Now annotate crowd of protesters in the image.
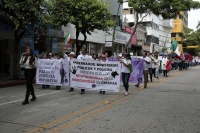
[19,48,200,105]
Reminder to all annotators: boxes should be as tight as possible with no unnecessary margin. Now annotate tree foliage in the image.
[51,0,114,56]
[183,26,200,56]
[0,0,48,79]
[125,0,200,52]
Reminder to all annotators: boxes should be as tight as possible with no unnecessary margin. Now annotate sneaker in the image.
[125,91,128,96]
[123,90,126,94]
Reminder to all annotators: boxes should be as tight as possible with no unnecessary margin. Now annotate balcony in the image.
[123,14,135,23]
[163,19,173,28]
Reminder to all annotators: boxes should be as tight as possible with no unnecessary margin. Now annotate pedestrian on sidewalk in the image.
[135,51,150,88]
[19,48,37,105]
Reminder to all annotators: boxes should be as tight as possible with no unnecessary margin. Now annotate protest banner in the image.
[36,59,69,86]
[129,59,143,83]
[107,57,143,83]
[70,59,120,92]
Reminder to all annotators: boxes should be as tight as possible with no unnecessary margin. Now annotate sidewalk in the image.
[0,74,26,89]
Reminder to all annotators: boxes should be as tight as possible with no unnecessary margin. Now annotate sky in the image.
[188,9,200,31]
[188,0,200,31]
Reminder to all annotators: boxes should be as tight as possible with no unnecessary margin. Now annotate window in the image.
[171,33,176,37]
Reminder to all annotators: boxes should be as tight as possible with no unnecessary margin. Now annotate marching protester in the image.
[19,48,37,105]
[162,55,168,77]
[41,53,50,90]
[135,51,150,88]
[99,54,107,94]
[154,55,159,79]
[48,53,55,60]
[151,54,157,80]
[147,52,153,82]
[92,54,98,60]
[77,48,93,94]
[55,53,63,90]
[68,52,76,92]
[120,54,132,96]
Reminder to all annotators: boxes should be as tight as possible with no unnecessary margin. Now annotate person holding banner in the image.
[42,53,50,90]
[69,52,75,92]
[55,53,63,90]
[135,51,150,88]
[77,48,93,94]
[120,54,131,96]
[19,48,37,105]
[99,55,107,94]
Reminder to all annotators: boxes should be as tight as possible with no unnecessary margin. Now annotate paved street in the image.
[0,66,200,133]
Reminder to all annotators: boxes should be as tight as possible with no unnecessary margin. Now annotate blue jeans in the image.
[174,62,178,70]
[148,68,152,82]
[122,72,130,92]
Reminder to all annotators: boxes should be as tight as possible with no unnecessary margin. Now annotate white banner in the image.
[36,59,69,86]
[70,59,121,92]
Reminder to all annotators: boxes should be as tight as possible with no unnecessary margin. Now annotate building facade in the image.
[159,17,173,53]
[123,2,160,53]
[171,11,188,54]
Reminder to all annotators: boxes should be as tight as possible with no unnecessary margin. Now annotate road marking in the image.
[25,92,133,133]
[26,71,182,133]
[48,90,144,133]
[47,71,182,133]
[0,91,63,106]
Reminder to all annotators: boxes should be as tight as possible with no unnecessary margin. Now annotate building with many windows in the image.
[171,11,188,54]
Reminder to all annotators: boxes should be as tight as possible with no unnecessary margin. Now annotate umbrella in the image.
[168,53,176,57]
[183,53,193,61]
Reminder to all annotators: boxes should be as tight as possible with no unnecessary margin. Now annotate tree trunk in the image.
[75,29,80,58]
[12,29,25,80]
[75,30,87,57]
[124,12,139,53]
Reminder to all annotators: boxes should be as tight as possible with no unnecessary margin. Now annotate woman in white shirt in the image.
[120,54,131,96]
[19,49,37,105]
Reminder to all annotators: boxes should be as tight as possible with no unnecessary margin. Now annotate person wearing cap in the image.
[118,53,132,96]
[48,53,55,60]
[69,52,75,92]
[77,48,93,94]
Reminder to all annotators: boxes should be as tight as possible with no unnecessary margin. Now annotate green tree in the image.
[0,0,49,79]
[182,27,200,56]
[124,0,200,52]
[51,0,114,57]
